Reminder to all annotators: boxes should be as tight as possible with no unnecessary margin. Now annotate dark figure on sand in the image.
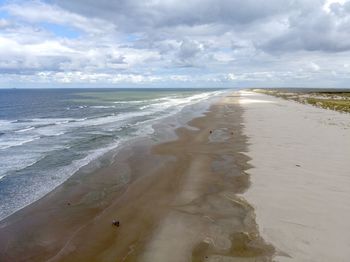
[112,219,120,227]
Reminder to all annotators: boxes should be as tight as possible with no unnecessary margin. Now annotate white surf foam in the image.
[0,136,40,150]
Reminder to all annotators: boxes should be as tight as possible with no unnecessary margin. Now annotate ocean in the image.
[0,88,225,221]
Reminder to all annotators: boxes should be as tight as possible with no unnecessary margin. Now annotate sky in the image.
[1,0,350,88]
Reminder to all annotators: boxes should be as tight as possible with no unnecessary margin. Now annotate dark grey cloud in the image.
[0,56,70,74]
[176,39,202,66]
[259,2,350,53]
[329,1,350,15]
[107,54,126,64]
[55,0,350,55]
[55,0,320,30]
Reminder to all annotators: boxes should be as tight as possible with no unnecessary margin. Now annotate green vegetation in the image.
[306,98,350,113]
[253,89,350,113]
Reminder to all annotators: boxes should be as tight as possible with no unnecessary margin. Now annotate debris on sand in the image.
[112,219,120,227]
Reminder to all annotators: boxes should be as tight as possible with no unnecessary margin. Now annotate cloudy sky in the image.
[1,0,350,88]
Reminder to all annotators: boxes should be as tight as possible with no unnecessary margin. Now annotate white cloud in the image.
[1,0,350,87]
[309,62,321,71]
[2,2,115,35]
[323,0,347,12]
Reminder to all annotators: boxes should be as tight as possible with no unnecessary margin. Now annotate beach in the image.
[1,90,349,261]
[3,0,350,260]
[240,91,350,261]
[0,92,273,261]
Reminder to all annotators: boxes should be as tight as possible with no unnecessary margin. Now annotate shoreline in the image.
[0,89,225,222]
[5,90,348,261]
[0,92,273,261]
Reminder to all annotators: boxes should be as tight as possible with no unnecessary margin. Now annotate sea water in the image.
[0,88,225,221]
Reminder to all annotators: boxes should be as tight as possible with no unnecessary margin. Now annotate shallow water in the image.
[0,88,225,221]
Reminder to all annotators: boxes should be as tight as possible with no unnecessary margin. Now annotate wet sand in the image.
[0,93,273,262]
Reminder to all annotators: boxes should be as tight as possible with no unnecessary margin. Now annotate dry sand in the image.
[240,91,350,262]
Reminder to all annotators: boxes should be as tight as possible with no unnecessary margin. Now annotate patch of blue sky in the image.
[40,22,81,39]
[0,0,8,5]
[0,9,9,19]
[125,34,141,42]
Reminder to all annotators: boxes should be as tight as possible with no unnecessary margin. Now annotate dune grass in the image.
[252,89,350,113]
